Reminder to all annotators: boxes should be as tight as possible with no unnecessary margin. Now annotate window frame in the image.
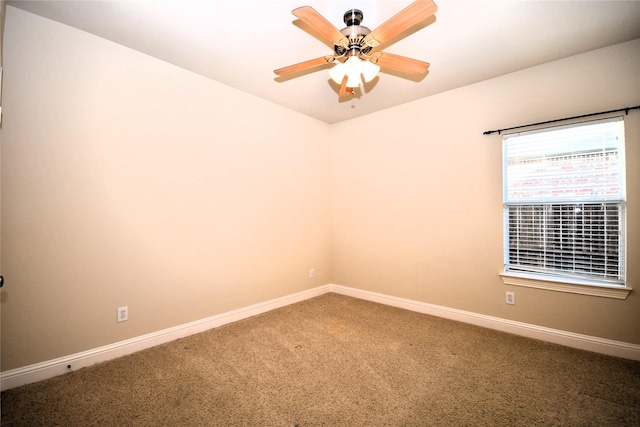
[500,116,632,299]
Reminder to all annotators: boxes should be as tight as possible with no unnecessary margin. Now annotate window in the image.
[501,117,630,298]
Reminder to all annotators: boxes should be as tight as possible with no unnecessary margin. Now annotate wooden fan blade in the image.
[274,56,334,76]
[372,52,430,75]
[292,6,347,47]
[338,75,354,98]
[364,0,438,48]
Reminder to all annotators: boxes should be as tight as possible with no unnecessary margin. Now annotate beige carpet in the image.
[2,293,639,426]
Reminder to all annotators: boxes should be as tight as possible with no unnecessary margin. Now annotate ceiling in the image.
[7,0,640,124]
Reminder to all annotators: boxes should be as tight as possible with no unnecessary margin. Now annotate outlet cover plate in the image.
[117,306,129,322]
[506,292,515,305]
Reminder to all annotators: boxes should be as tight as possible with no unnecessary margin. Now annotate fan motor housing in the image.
[335,9,372,56]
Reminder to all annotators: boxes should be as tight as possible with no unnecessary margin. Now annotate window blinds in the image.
[506,203,622,281]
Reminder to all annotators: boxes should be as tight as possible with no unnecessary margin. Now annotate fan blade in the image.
[364,0,438,48]
[371,52,430,75]
[338,75,354,98]
[274,56,334,76]
[292,6,347,47]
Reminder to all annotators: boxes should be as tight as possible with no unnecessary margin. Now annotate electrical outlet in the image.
[310,268,315,278]
[117,306,129,322]
[505,291,515,305]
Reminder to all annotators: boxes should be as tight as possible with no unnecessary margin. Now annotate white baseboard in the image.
[3,283,639,391]
[328,284,640,362]
[0,285,331,391]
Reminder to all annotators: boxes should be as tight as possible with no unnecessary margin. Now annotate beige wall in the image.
[1,6,639,373]
[329,39,640,344]
[0,8,331,370]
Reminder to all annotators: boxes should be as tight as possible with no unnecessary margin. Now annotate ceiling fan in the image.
[274,0,438,98]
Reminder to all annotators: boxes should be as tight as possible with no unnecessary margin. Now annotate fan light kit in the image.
[274,0,438,98]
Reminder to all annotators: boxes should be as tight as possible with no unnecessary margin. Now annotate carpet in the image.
[2,293,639,426]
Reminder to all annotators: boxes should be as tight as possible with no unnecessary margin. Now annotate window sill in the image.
[500,272,632,300]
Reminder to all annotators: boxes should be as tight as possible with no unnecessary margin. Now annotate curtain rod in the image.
[483,105,640,135]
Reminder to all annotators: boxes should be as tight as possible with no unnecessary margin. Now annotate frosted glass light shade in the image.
[328,56,380,88]
[329,62,346,85]
[344,56,363,87]
[361,59,381,83]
